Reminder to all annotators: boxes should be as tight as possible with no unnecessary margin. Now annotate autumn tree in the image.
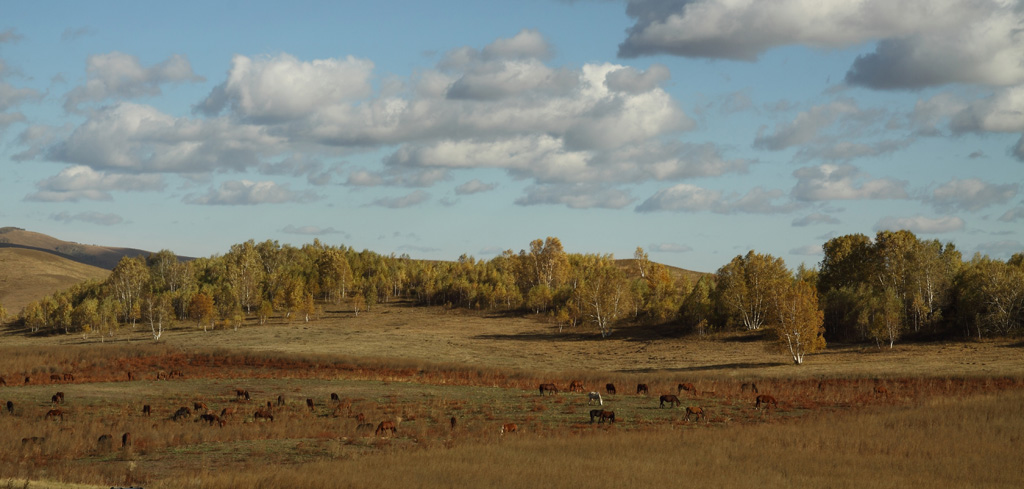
[768,280,826,364]
[316,248,353,303]
[141,291,171,340]
[108,256,149,327]
[954,254,1024,339]
[572,254,630,338]
[714,251,790,331]
[226,240,264,314]
[679,275,713,336]
[72,297,99,334]
[188,291,215,332]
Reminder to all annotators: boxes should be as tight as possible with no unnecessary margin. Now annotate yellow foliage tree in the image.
[770,280,826,365]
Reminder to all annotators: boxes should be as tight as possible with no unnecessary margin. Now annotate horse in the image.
[677,383,696,396]
[21,436,44,445]
[51,394,61,405]
[330,393,340,402]
[450,416,457,430]
[49,374,62,382]
[220,407,236,418]
[355,412,366,423]
[126,371,135,381]
[276,394,285,406]
[589,409,604,423]
[0,376,6,386]
[587,392,603,406]
[636,383,649,395]
[6,400,13,414]
[156,371,168,381]
[63,373,74,381]
[598,411,616,423]
[755,394,778,409]
[45,408,64,421]
[539,383,559,395]
[169,369,184,379]
[142,405,151,416]
[200,413,224,426]
[121,432,131,448]
[172,406,193,421]
[193,401,208,413]
[375,420,397,436]
[568,380,585,393]
[685,406,706,422]
[253,409,274,422]
[741,382,759,394]
[98,434,114,447]
[874,385,890,397]
[306,398,315,411]
[659,394,681,408]
[606,383,616,395]
[24,376,30,385]
[500,423,517,434]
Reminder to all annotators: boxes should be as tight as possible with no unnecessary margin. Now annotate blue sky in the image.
[1,0,1022,273]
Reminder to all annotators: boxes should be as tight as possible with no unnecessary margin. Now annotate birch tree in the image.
[714,251,790,331]
[108,256,149,327]
[769,280,826,364]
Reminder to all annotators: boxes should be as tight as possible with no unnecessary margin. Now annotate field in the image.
[1,300,1023,488]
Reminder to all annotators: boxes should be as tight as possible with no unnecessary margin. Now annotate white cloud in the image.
[648,242,693,253]
[281,225,348,237]
[64,52,204,112]
[929,178,1018,212]
[754,101,860,150]
[185,180,317,205]
[50,211,124,226]
[604,64,671,94]
[950,86,1024,134]
[619,0,1024,89]
[998,206,1024,222]
[790,244,824,256]
[26,165,164,202]
[455,179,497,195]
[792,164,908,201]
[635,184,795,214]
[792,213,841,227]
[875,215,966,234]
[196,53,374,122]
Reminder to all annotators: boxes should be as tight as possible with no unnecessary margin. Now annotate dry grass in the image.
[0,248,109,314]
[0,300,1022,488]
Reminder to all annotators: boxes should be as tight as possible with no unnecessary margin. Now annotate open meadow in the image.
[1,300,1023,488]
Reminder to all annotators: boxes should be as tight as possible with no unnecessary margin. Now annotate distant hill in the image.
[615,258,711,285]
[0,247,110,315]
[0,227,153,270]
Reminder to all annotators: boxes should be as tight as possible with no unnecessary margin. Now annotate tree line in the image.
[9,232,1023,359]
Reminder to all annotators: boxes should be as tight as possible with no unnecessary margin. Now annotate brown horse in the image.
[49,374,62,382]
[741,382,759,394]
[121,432,131,448]
[63,373,74,381]
[450,416,457,430]
[636,383,649,395]
[606,383,616,394]
[253,409,274,422]
[193,401,208,413]
[568,380,585,393]
[685,406,707,422]
[589,409,604,423]
[200,413,225,426]
[98,434,113,447]
[659,394,681,408]
[755,394,778,409]
[539,383,559,395]
[51,394,61,405]
[375,420,397,436]
[598,411,616,423]
[306,398,315,411]
[500,423,517,434]
[276,394,285,406]
[220,407,236,418]
[45,409,64,421]
[874,385,890,397]
[126,371,135,381]
[142,405,151,416]
[169,369,184,379]
[172,406,192,421]
[677,383,696,396]
[0,376,6,386]
[330,393,340,402]
[6,400,13,414]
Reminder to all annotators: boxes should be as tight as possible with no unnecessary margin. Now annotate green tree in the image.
[714,251,790,331]
[680,275,713,336]
[72,297,100,334]
[573,254,630,338]
[108,256,149,327]
[226,240,264,314]
[188,291,215,332]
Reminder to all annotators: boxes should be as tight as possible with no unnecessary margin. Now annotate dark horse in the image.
[539,383,559,395]
[659,394,681,408]
[636,383,649,395]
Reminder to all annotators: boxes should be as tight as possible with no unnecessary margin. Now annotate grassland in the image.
[0,248,109,314]
[1,300,1022,488]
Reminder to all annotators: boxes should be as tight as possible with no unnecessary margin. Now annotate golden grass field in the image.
[1,300,1023,488]
[0,248,109,315]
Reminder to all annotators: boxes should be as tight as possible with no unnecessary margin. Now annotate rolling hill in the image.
[0,227,152,270]
[0,246,110,315]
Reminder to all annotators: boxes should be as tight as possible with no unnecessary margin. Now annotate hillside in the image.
[0,246,110,314]
[0,226,152,270]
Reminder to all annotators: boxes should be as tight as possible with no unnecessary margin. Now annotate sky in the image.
[1,0,1022,273]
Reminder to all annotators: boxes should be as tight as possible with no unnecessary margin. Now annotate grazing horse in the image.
[330,393,340,402]
[606,383,616,395]
[21,436,44,445]
[24,376,30,385]
[254,409,274,422]
[598,411,616,423]
[98,434,113,447]
[375,421,397,436]
[587,392,603,406]
[450,416,457,430]
[306,398,315,411]
[194,401,208,413]
[126,371,135,381]
[677,383,696,396]
[636,383,649,395]
[500,423,517,434]
[277,395,285,406]
[755,394,778,409]
[121,432,131,448]
[169,369,184,379]
[685,406,707,422]
[220,407,236,418]
[355,412,366,423]
[6,400,13,414]
[0,376,6,386]
[45,409,64,421]
[172,406,193,421]
[63,373,74,381]
[539,383,559,395]
[741,382,759,394]
[589,409,603,423]
[568,380,585,393]
[51,394,61,405]
[50,374,62,382]
[142,405,151,416]
[659,394,681,408]
[874,385,890,397]
[200,413,225,426]
[156,371,168,381]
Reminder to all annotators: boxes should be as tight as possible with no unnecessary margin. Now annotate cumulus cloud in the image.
[998,206,1024,222]
[753,101,860,151]
[26,165,164,202]
[790,244,824,256]
[648,242,693,253]
[604,64,670,94]
[50,211,124,226]
[949,86,1024,134]
[514,184,634,209]
[619,0,1024,89]
[455,179,496,195]
[929,178,1018,212]
[875,215,966,234]
[64,52,204,112]
[635,184,795,214]
[792,213,840,227]
[185,180,317,205]
[281,225,348,237]
[792,164,908,201]
[368,190,431,209]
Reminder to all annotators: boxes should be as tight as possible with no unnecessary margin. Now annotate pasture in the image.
[1,301,1023,488]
